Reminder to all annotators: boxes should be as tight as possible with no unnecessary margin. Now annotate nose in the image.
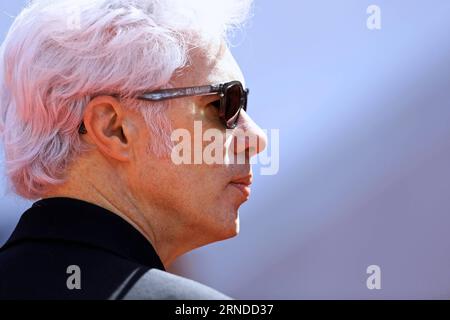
[232,110,267,158]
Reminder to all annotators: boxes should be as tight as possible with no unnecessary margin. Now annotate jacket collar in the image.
[1,196,165,270]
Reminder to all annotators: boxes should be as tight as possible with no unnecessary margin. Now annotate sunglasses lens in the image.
[225,83,244,128]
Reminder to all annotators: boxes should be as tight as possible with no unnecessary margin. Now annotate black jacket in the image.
[0,197,230,300]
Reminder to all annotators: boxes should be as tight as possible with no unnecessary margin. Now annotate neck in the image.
[44,181,192,268]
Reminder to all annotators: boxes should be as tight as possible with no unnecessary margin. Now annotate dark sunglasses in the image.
[78,80,248,134]
[138,80,248,129]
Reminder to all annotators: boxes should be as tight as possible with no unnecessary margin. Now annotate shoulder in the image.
[122,268,232,300]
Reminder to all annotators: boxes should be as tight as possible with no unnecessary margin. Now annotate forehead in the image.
[174,40,245,87]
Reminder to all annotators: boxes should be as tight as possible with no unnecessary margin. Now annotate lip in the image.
[229,174,253,198]
[229,183,251,198]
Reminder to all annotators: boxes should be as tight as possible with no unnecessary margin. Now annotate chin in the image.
[198,201,242,244]
[218,212,240,240]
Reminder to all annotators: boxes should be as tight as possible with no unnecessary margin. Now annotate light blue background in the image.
[2,1,450,299]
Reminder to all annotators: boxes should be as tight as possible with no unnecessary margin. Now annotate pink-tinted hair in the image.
[0,0,252,199]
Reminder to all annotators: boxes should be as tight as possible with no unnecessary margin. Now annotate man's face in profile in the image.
[123,41,267,247]
[0,0,264,300]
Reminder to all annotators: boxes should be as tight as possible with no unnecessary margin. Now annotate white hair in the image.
[0,0,253,199]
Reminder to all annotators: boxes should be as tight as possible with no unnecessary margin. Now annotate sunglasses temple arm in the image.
[138,84,221,101]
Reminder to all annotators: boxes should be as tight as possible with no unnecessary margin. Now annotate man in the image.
[0,0,266,299]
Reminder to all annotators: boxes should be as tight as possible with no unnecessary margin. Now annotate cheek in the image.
[139,159,226,210]
[135,158,239,238]
[133,115,235,215]
[175,165,226,203]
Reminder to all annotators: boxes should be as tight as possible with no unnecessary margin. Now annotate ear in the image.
[82,96,131,162]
